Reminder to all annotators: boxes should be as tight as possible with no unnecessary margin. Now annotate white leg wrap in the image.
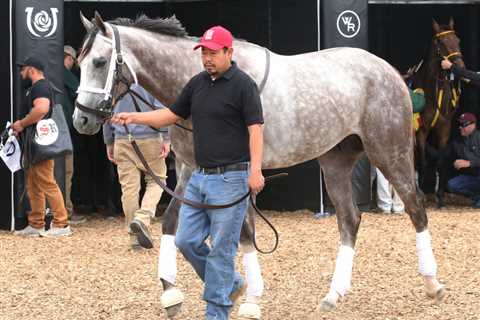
[416,230,437,277]
[158,235,177,284]
[243,251,264,298]
[329,245,355,297]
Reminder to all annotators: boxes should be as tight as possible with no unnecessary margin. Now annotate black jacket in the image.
[451,65,480,87]
[451,129,480,175]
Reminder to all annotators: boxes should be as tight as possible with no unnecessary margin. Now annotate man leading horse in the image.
[111,25,264,320]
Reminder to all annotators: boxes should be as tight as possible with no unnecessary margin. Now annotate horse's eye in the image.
[93,57,107,68]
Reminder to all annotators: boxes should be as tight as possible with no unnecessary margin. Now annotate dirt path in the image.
[1,206,479,320]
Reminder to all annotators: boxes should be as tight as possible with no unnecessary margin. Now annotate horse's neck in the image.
[414,46,443,95]
[121,28,201,106]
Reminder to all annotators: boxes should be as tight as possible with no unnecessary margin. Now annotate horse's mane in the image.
[78,15,188,62]
[109,15,188,38]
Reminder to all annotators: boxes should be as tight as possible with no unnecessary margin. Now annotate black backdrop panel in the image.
[13,0,65,228]
[0,0,12,230]
[322,0,368,49]
[270,0,318,54]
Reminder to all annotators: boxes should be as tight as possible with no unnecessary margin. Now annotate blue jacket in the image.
[103,84,168,145]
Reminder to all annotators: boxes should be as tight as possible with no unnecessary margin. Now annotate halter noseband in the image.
[434,30,462,61]
[76,23,138,120]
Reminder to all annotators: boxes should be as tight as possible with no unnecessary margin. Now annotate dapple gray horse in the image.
[73,13,445,318]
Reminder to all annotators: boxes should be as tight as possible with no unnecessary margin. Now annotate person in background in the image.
[375,167,405,214]
[111,25,264,320]
[63,45,87,224]
[103,84,170,250]
[12,56,72,237]
[447,112,480,208]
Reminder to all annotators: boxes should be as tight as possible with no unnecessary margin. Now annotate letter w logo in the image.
[341,16,356,33]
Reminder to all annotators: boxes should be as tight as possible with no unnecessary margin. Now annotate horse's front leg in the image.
[237,204,264,320]
[435,147,449,208]
[158,162,192,318]
[435,124,452,209]
[416,129,429,192]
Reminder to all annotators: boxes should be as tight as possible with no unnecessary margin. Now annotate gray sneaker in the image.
[14,225,45,237]
[129,219,153,249]
[42,225,73,237]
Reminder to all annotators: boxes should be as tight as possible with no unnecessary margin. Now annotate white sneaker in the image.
[14,225,45,237]
[42,225,73,237]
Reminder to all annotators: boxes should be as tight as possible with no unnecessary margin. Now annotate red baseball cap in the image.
[194,26,233,51]
[458,112,477,124]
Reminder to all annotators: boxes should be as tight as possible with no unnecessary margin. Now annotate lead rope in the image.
[105,23,279,252]
[124,123,284,253]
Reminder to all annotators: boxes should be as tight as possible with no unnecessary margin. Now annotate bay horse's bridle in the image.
[75,22,280,253]
[429,29,463,127]
[434,30,462,63]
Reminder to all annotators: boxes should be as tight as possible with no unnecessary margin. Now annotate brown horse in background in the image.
[409,18,464,208]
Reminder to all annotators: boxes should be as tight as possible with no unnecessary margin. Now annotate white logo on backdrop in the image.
[336,10,361,39]
[25,7,59,38]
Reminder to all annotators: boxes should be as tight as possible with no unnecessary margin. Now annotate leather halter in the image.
[76,23,138,120]
[76,24,279,253]
[434,30,462,61]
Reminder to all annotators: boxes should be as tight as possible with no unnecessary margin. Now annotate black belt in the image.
[198,163,249,175]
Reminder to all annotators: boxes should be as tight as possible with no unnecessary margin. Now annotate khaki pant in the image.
[65,153,74,215]
[26,159,68,228]
[114,137,167,230]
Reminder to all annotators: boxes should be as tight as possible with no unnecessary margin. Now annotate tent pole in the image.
[9,0,14,231]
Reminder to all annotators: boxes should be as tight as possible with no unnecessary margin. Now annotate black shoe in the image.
[129,219,153,249]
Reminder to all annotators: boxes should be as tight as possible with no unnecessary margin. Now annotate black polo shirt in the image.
[170,61,263,168]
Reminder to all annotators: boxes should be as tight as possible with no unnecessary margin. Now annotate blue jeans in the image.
[175,169,249,320]
[447,174,480,201]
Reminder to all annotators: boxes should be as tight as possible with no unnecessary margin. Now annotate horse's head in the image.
[432,17,465,69]
[73,12,137,135]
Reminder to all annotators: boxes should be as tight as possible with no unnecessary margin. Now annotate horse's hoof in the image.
[161,287,184,318]
[320,298,336,311]
[238,302,261,319]
[426,284,446,302]
[165,303,182,319]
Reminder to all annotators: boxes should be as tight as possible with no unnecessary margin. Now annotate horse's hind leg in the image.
[158,162,192,318]
[368,146,445,302]
[317,136,365,311]
[237,204,264,319]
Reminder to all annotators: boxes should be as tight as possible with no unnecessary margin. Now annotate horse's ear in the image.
[432,19,440,33]
[94,11,107,35]
[448,17,455,30]
[80,11,94,32]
